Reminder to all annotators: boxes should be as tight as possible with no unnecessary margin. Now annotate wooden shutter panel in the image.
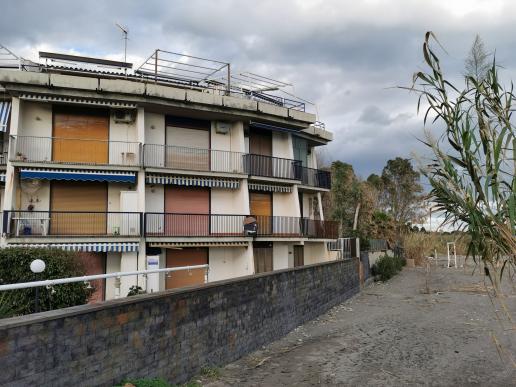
[164,186,210,236]
[50,182,107,235]
[166,248,207,289]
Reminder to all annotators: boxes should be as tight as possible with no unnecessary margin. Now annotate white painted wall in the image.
[17,101,52,161]
[304,242,329,265]
[120,251,138,297]
[272,242,291,270]
[144,112,165,166]
[105,252,121,300]
[208,246,251,281]
[19,180,50,211]
[272,132,294,159]
[145,185,164,233]
[108,112,138,165]
[210,121,246,173]
[273,190,300,217]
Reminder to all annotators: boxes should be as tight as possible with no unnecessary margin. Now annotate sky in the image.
[1,0,515,178]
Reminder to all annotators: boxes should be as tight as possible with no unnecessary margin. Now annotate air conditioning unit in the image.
[113,109,136,124]
[215,121,231,134]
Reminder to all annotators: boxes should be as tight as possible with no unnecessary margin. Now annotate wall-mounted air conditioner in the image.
[113,109,136,124]
[215,121,231,134]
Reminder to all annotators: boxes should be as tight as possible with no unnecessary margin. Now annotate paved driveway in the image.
[201,263,515,386]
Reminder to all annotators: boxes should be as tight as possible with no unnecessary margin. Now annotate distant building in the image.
[0,48,337,301]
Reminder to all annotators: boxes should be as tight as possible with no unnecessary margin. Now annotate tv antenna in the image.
[115,23,129,70]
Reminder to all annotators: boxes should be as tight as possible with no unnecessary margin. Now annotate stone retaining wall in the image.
[0,258,359,386]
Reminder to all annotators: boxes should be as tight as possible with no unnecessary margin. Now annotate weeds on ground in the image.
[371,254,406,281]
[115,378,201,387]
[200,366,221,379]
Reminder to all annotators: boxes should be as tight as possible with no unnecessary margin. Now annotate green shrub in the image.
[115,378,172,387]
[371,254,404,281]
[0,248,92,317]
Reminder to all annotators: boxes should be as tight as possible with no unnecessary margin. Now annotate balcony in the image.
[143,144,245,174]
[299,167,331,189]
[145,213,338,239]
[244,154,301,180]
[9,135,141,167]
[4,211,141,237]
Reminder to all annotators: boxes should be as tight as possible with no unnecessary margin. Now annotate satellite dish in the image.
[20,179,42,195]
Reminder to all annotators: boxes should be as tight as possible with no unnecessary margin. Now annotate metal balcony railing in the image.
[3,211,141,237]
[143,144,245,173]
[144,213,338,239]
[244,154,302,180]
[299,166,331,189]
[9,135,141,167]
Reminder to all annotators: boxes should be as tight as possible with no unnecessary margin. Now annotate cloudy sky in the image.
[1,0,514,178]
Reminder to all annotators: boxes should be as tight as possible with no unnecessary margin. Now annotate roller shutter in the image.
[165,248,208,289]
[164,186,210,236]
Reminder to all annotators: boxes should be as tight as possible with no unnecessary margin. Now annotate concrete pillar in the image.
[135,107,147,291]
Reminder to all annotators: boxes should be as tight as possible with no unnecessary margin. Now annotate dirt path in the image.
[199,265,515,386]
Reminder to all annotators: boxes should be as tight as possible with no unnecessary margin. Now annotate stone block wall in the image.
[0,259,359,386]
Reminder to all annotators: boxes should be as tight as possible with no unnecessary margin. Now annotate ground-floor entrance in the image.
[165,247,208,289]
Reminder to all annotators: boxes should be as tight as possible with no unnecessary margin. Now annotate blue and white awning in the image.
[6,242,139,252]
[248,182,292,193]
[146,174,239,189]
[20,168,136,183]
[0,101,11,132]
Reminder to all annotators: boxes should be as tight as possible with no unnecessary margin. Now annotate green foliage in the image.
[371,254,405,281]
[115,378,172,387]
[381,157,423,228]
[0,248,91,316]
[127,285,146,297]
[409,32,516,292]
[200,366,221,379]
[330,161,360,235]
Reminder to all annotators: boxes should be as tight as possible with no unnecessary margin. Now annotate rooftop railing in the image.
[9,135,141,167]
[4,211,141,237]
[145,213,338,239]
[143,144,245,174]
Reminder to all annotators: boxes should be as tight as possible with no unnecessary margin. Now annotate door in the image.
[294,245,304,267]
[50,181,108,235]
[166,248,208,289]
[253,242,273,274]
[249,129,272,176]
[164,186,210,236]
[53,109,109,164]
[76,252,106,303]
[250,191,272,235]
[165,117,210,171]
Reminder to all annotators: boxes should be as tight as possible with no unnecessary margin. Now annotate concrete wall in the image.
[272,131,294,159]
[273,242,292,270]
[304,242,329,265]
[0,259,359,386]
[208,246,252,281]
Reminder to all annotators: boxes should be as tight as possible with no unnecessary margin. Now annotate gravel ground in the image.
[199,262,515,386]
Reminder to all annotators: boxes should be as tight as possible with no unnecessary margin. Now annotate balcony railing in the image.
[4,211,141,237]
[145,213,338,239]
[143,144,245,173]
[300,167,331,189]
[244,154,301,180]
[9,135,141,167]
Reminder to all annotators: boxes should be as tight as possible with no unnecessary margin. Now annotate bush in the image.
[371,254,404,281]
[0,248,92,317]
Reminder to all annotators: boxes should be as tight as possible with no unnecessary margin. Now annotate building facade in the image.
[0,51,336,301]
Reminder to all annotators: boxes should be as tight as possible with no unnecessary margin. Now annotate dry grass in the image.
[403,232,470,266]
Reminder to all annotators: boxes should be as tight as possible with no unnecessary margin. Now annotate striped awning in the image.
[146,174,239,189]
[0,172,5,183]
[149,241,249,248]
[5,242,139,252]
[248,182,292,193]
[20,168,136,183]
[19,93,137,109]
[0,101,11,132]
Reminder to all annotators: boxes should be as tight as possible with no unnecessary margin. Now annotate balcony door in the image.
[164,186,210,236]
[166,248,208,289]
[249,129,272,177]
[50,181,108,235]
[165,117,210,171]
[253,242,273,274]
[250,191,272,235]
[53,108,109,164]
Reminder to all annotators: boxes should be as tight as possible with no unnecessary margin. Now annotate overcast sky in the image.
[1,0,514,178]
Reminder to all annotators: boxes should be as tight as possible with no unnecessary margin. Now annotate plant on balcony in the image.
[0,247,92,317]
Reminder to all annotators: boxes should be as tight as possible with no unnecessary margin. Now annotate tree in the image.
[409,32,515,293]
[329,161,360,236]
[0,248,92,317]
[380,157,423,231]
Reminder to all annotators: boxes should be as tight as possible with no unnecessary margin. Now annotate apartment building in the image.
[0,49,337,301]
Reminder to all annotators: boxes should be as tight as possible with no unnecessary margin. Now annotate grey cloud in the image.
[1,0,515,177]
